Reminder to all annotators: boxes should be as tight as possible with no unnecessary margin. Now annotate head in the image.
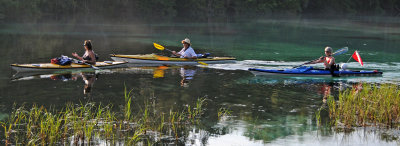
[324,46,333,56]
[181,38,191,48]
[83,40,92,50]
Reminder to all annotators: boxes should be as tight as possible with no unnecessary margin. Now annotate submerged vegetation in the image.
[317,84,400,129]
[0,87,231,145]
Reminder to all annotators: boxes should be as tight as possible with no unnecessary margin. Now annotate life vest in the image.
[323,56,334,67]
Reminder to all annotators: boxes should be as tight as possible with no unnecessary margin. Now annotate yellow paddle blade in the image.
[197,61,208,66]
[153,43,165,51]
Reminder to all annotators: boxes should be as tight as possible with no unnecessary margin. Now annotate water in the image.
[1,16,400,145]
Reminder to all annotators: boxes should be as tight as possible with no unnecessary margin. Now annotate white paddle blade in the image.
[333,47,348,56]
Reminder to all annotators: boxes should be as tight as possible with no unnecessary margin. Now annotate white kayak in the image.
[10,61,127,72]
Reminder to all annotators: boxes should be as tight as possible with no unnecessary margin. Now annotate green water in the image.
[0,16,399,145]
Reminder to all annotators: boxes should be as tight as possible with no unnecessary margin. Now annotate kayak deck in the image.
[110,54,236,65]
[11,61,127,72]
[249,66,383,77]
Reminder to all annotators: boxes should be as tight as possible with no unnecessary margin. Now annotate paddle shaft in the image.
[72,59,99,70]
[164,48,174,52]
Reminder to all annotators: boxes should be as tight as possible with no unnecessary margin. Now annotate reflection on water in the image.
[4,65,400,145]
[180,66,197,87]
[81,72,97,95]
[12,71,98,95]
[1,17,400,145]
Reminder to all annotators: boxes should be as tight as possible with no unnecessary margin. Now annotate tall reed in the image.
[0,87,219,145]
[321,83,400,129]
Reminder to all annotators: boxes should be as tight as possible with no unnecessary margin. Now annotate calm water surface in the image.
[0,17,400,145]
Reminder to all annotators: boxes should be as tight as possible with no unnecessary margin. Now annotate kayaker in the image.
[306,46,338,75]
[172,38,197,59]
[72,40,97,65]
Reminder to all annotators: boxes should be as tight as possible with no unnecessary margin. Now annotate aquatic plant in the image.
[321,83,400,129]
[218,107,232,121]
[0,89,218,145]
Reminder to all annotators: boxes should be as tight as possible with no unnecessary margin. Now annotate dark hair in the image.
[84,40,92,50]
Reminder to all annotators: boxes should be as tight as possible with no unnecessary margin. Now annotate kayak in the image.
[10,61,127,72]
[110,54,236,65]
[248,66,383,77]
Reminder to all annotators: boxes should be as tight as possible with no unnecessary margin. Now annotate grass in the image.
[0,87,222,145]
[317,83,400,129]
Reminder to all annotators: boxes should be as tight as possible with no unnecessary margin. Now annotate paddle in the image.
[293,47,348,69]
[153,43,208,65]
[72,58,100,70]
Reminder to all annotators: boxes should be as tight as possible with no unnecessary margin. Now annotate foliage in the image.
[320,83,400,129]
[0,88,213,145]
[1,0,400,21]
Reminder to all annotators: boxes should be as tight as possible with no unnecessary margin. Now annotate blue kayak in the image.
[248,66,382,77]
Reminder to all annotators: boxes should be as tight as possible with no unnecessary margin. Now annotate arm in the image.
[72,52,83,61]
[172,48,185,56]
[172,51,181,56]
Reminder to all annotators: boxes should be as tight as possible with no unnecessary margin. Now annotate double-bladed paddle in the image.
[153,43,208,65]
[293,47,348,69]
[72,58,100,70]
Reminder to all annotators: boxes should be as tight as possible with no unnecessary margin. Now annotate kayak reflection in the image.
[50,72,97,95]
[123,64,199,87]
[11,71,97,95]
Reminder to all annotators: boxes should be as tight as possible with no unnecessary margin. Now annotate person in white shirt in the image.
[172,38,197,59]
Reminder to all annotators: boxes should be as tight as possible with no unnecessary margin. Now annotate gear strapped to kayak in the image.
[51,56,73,66]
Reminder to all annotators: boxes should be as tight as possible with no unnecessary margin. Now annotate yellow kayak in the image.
[110,54,236,65]
[10,61,127,72]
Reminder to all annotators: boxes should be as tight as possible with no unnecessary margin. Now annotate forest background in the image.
[1,0,399,22]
